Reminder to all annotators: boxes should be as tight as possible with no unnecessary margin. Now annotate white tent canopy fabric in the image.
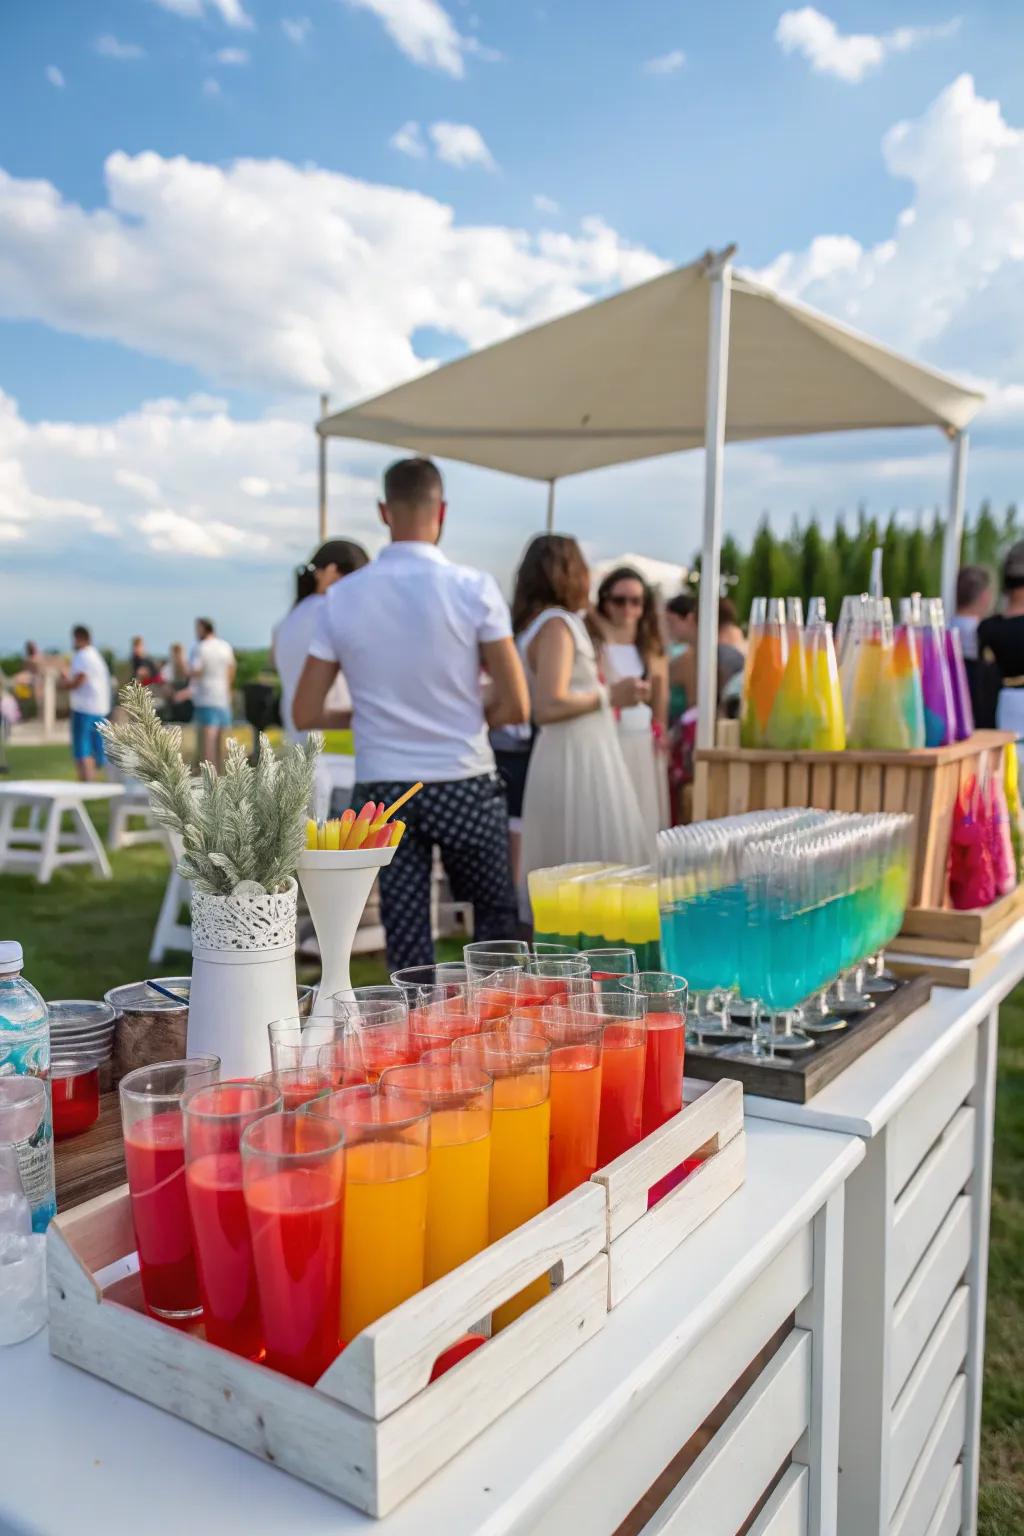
[317,249,985,750]
[319,257,984,482]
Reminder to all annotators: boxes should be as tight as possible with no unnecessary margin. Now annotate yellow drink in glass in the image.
[341,1140,428,1341]
[425,1107,492,1283]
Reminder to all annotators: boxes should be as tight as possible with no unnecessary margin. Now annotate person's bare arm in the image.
[480,637,530,728]
[649,653,669,730]
[671,645,697,701]
[292,656,352,731]
[529,620,601,724]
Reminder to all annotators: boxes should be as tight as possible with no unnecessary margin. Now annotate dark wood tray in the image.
[54,1092,126,1211]
[686,975,934,1104]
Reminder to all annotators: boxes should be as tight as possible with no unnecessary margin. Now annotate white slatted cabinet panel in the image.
[748,1466,809,1536]
[889,1288,969,1519]
[926,1465,964,1536]
[891,1196,972,1399]
[889,1033,976,1195]
[890,1107,974,1297]
[890,1376,966,1536]
[638,1331,811,1535]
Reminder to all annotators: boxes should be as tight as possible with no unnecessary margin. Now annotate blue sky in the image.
[2,1,1024,650]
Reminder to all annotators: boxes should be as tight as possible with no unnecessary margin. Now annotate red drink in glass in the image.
[596,1025,647,1165]
[642,1012,685,1135]
[242,1113,346,1385]
[124,1110,201,1318]
[51,1062,100,1139]
[186,1154,264,1357]
[246,1169,343,1383]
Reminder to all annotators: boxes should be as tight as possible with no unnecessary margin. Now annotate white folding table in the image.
[742,915,1024,1536]
[0,780,124,883]
[1,1119,862,1536]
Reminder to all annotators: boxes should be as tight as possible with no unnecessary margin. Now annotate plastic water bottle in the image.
[0,943,55,1232]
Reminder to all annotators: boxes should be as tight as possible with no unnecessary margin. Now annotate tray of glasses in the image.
[684,975,934,1104]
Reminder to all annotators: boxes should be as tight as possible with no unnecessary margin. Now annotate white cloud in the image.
[45,66,65,89]
[754,73,1024,395]
[429,121,496,171]
[151,0,253,27]
[202,77,222,96]
[390,120,427,158]
[644,49,686,76]
[0,150,666,400]
[776,8,960,83]
[346,0,488,79]
[281,17,311,43]
[95,35,147,60]
[215,46,249,63]
[533,194,560,215]
[135,509,269,558]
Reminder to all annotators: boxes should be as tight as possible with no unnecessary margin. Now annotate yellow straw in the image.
[381,782,424,823]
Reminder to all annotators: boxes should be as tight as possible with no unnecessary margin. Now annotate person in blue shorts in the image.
[63,625,112,782]
[188,617,237,769]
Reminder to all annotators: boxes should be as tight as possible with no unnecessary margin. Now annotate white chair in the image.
[107,764,163,850]
[149,828,192,964]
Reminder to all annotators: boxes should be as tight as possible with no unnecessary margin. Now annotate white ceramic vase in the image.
[186,879,298,1077]
[297,847,396,1019]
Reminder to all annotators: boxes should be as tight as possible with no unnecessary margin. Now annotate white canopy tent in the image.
[318,249,985,749]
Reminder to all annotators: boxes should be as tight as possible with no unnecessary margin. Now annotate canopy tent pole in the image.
[696,248,735,756]
[941,429,969,618]
[546,478,557,532]
[317,392,330,542]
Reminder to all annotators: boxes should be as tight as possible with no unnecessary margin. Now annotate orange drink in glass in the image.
[453,1032,551,1329]
[379,1061,493,1284]
[511,1007,603,1200]
[309,1086,429,1342]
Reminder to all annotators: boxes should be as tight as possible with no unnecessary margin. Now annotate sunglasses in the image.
[607,594,644,608]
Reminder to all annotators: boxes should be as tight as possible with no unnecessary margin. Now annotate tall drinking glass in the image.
[452,1032,552,1328]
[581,948,637,991]
[183,1080,281,1359]
[308,1086,429,1342]
[620,973,688,1133]
[241,1111,346,1385]
[510,1007,603,1200]
[267,1015,333,1072]
[574,992,648,1164]
[119,1056,220,1320]
[378,1061,493,1283]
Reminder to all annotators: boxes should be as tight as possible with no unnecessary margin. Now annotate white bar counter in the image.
[743,914,1024,1536]
[0,1120,862,1536]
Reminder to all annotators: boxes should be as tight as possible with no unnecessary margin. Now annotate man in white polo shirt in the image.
[294,458,530,971]
[63,624,112,782]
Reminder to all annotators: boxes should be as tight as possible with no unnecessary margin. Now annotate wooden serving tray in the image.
[685,976,933,1104]
[46,1083,747,1514]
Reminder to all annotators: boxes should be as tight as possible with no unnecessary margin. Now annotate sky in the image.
[2,0,1024,650]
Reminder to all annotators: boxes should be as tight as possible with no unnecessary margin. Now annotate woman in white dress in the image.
[272,539,368,817]
[594,566,670,840]
[513,536,651,900]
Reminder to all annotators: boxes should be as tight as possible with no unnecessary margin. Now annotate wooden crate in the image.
[48,1181,608,1517]
[692,729,1014,911]
[593,1078,746,1306]
[46,1081,746,1515]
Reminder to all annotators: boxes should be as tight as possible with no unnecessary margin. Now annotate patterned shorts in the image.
[353,772,518,973]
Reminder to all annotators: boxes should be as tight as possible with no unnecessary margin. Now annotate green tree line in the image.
[695,501,1021,620]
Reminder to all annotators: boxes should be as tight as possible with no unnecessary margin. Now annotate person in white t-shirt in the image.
[62,624,112,781]
[293,457,530,972]
[188,618,236,769]
[272,538,369,818]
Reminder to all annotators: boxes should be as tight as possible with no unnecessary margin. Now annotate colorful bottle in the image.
[805,600,846,751]
[741,599,787,748]
[0,943,54,1233]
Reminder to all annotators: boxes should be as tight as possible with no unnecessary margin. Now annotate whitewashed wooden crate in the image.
[47,1180,608,1517]
[592,1078,746,1307]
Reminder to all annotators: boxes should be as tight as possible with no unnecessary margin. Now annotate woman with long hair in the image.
[593,566,670,838]
[513,535,650,906]
[272,538,369,815]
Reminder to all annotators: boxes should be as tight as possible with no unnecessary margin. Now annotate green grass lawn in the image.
[1,742,1020,1526]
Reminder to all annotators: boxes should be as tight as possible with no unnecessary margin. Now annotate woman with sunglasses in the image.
[594,566,670,839]
[512,536,650,914]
